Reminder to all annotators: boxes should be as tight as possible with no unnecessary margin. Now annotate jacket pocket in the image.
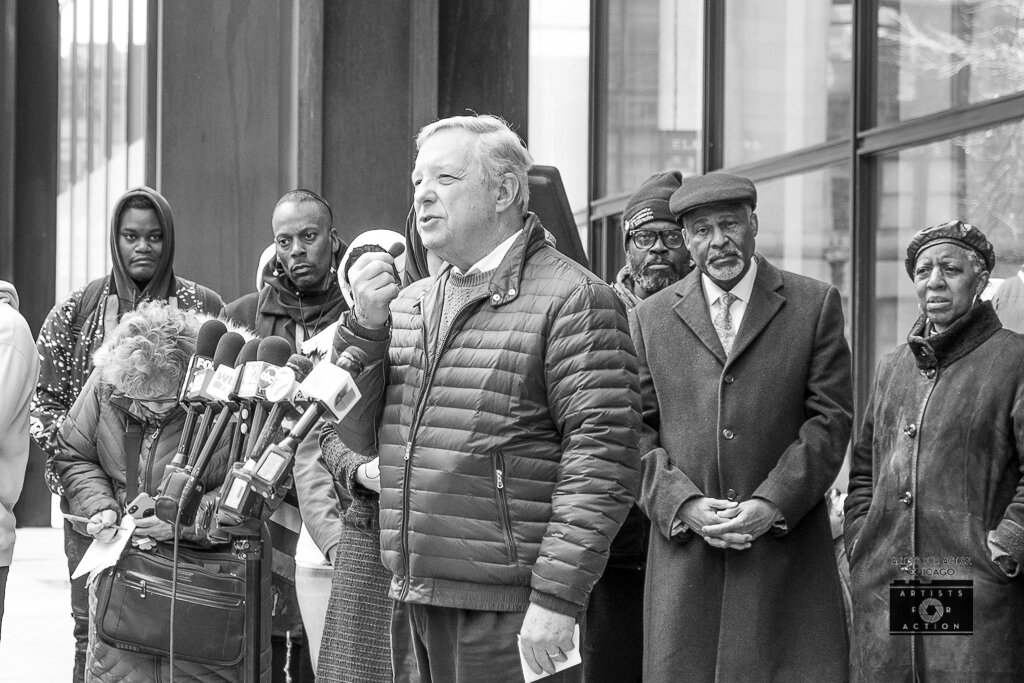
[492,452,518,564]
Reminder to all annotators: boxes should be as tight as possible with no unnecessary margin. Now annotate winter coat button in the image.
[722,428,734,440]
[726,488,736,501]
[723,374,735,384]
[897,491,913,506]
[903,423,917,438]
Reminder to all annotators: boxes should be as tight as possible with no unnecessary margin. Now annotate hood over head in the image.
[0,280,19,310]
[109,186,176,311]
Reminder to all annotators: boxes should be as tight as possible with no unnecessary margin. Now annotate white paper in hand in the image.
[518,624,582,682]
[71,515,136,583]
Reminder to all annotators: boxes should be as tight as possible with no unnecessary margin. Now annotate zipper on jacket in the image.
[398,290,490,600]
[493,452,518,564]
[143,425,163,493]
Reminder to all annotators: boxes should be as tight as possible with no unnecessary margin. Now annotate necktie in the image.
[714,292,738,354]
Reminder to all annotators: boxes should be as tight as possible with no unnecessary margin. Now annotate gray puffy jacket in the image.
[333,215,641,617]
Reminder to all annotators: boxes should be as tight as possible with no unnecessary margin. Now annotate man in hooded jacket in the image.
[30,186,223,682]
[223,189,348,682]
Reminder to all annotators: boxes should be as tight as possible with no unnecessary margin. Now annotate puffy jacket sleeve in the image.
[529,282,641,616]
[331,309,392,459]
[629,307,705,541]
[53,373,119,519]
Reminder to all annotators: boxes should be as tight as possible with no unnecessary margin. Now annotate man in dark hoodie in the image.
[224,189,347,682]
[30,186,223,682]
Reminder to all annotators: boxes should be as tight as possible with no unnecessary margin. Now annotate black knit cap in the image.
[622,170,683,247]
[904,219,995,279]
[670,172,757,221]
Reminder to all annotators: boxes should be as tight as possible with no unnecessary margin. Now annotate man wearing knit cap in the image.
[337,114,640,682]
[583,170,692,683]
[630,172,853,681]
[611,170,693,308]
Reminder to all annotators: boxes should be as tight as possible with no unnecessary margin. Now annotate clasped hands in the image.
[679,496,782,550]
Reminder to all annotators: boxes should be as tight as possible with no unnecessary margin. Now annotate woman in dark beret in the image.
[845,220,1024,681]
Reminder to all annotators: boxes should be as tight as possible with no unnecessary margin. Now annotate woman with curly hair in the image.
[54,301,239,682]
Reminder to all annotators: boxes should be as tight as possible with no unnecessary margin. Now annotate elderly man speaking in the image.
[630,173,853,682]
[336,114,640,682]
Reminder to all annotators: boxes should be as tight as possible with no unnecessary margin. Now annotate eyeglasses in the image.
[629,229,685,250]
[127,396,179,411]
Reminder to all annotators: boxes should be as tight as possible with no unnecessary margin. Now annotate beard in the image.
[628,255,682,295]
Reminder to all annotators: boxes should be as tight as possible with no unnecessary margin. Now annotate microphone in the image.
[185,332,247,466]
[230,337,289,464]
[243,353,314,464]
[216,348,367,526]
[174,332,249,525]
[251,347,369,483]
[167,319,227,472]
[155,331,245,524]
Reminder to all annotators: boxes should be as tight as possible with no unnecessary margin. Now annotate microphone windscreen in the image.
[286,354,315,382]
[212,332,246,368]
[196,319,228,359]
[235,339,261,367]
[257,336,292,367]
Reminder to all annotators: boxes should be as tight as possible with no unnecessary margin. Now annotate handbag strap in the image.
[124,419,144,503]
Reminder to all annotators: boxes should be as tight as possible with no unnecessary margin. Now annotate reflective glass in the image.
[604,0,703,196]
[56,0,147,297]
[724,1,853,166]
[529,0,590,214]
[753,165,852,342]
[874,119,1024,362]
[877,1,1024,124]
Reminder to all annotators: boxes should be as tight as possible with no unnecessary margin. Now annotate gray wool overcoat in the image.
[629,256,853,683]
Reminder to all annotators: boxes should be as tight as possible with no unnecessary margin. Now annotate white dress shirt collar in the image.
[452,229,523,277]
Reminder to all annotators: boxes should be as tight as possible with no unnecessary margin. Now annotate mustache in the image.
[641,257,677,270]
[708,251,740,262]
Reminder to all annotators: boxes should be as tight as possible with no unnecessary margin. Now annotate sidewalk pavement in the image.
[0,526,74,682]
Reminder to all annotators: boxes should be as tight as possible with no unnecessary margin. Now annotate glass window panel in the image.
[751,166,852,342]
[89,0,110,276]
[56,0,146,298]
[723,1,853,167]
[604,0,703,197]
[874,119,1024,365]
[877,1,1024,124]
[529,0,590,215]
[127,0,146,185]
[108,0,129,189]
[57,1,76,299]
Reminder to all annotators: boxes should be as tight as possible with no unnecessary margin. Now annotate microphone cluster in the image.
[153,319,369,536]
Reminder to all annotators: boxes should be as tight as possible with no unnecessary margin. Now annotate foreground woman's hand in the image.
[132,513,175,542]
[86,509,119,542]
